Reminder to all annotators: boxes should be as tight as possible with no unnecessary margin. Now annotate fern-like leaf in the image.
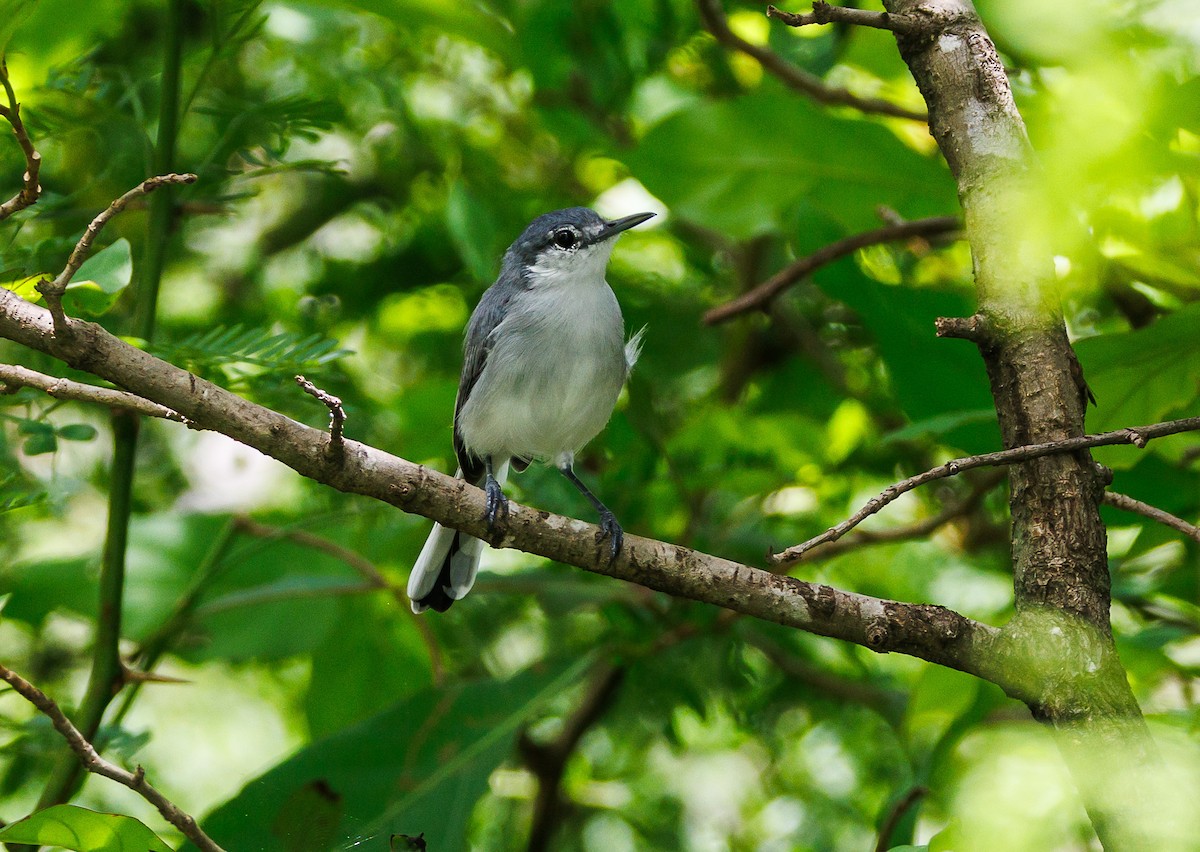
[154,325,350,382]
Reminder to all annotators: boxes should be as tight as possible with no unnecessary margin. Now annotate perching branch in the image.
[1102,491,1200,544]
[0,661,227,852]
[772,415,1200,565]
[0,363,188,423]
[703,215,960,324]
[0,286,1010,689]
[695,0,927,123]
[296,373,346,458]
[35,173,197,329]
[767,2,917,34]
[0,56,42,220]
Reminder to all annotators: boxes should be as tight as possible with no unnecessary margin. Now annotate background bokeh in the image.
[1,0,1199,849]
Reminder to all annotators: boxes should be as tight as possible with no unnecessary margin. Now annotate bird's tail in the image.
[407,462,508,613]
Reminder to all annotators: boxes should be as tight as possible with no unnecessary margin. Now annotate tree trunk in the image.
[881,1,1160,847]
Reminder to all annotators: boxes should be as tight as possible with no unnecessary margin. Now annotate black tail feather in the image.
[413,530,461,613]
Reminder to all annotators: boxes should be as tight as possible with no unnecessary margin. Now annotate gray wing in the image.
[453,279,520,482]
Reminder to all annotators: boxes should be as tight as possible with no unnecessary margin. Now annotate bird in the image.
[406,206,654,613]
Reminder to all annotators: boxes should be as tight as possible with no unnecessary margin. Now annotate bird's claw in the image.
[484,473,509,534]
[596,509,623,565]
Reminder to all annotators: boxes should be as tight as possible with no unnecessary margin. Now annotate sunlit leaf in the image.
[63,238,133,317]
[628,87,956,238]
[0,805,173,852]
[201,661,588,850]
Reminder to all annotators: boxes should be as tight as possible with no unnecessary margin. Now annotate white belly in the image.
[458,280,626,462]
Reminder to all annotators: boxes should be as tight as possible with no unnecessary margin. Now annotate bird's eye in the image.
[552,228,578,250]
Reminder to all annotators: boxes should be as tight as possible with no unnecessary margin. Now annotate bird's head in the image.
[504,207,655,287]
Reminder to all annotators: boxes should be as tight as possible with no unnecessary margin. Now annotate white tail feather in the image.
[407,462,509,613]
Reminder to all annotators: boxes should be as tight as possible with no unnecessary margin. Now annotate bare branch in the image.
[704,215,960,324]
[798,469,1004,562]
[0,286,1008,686]
[0,363,188,423]
[295,374,346,458]
[696,0,928,123]
[768,1,918,33]
[0,661,227,852]
[772,416,1200,565]
[36,173,197,330]
[0,57,42,220]
[1102,491,1200,544]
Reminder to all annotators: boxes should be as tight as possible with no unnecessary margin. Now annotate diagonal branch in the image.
[0,363,188,423]
[772,416,1200,565]
[1102,491,1200,544]
[0,661,227,852]
[768,2,918,34]
[703,215,960,324]
[0,56,42,220]
[35,173,197,329]
[796,469,1004,563]
[0,286,1008,688]
[695,0,928,123]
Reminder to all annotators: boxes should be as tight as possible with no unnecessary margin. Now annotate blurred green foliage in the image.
[0,0,1198,849]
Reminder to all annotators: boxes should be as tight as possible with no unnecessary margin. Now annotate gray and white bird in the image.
[407,206,654,613]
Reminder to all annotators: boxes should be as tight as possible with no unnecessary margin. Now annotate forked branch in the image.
[772,416,1200,564]
[0,661,227,852]
[0,56,41,220]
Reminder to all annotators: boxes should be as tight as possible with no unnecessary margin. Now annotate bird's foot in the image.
[595,509,623,565]
[484,473,509,534]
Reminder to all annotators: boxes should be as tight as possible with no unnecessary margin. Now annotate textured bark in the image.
[0,287,1006,682]
[882,1,1156,846]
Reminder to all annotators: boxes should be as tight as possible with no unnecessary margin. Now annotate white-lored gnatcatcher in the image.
[407,207,654,613]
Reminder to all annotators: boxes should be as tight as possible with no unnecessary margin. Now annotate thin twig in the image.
[0,57,42,220]
[771,415,1200,565]
[696,0,927,123]
[35,173,197,330]
[0,661,227,852]
[768,1,917,34]
[798,469,1005,562]
[1102,491,1200,544]
[296,374,346,458]
[0,363,189,423]
[874,785,928,852]
[232,516,446,685]
[704,215,960,324]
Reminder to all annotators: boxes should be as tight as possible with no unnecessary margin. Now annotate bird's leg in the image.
[558,461,623,563]
[483,455,509,533]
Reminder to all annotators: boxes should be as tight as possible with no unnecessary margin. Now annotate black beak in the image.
[594,211,656,243]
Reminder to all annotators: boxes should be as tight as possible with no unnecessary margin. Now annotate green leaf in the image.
[57,423,98,441]
[628,87,956,239]
[1077,303,1200,466]
[63,238,133,317]
[0,804,174,852]
[0,274,48,301]
[0,0,37,51]
[445,182,500,282]
[154,325,350,378]
[21,424,57,456]
[201,661,588,851]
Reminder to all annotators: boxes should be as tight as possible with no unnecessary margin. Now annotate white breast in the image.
[457,271,627,463]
